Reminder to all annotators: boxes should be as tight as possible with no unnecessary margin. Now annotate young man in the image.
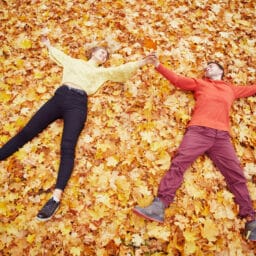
[133,53,256,241]
[0,37,151,221]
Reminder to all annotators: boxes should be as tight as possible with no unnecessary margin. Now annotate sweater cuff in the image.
[155,63,163,71]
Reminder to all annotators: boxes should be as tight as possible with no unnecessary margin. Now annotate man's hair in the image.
[86,46,110,61]
[207,61,224,79]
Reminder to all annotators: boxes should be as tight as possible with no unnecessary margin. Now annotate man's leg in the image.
[207,131,254,218]
[207,130,256,240]
[158,126,217,207]
[133,126,215,222]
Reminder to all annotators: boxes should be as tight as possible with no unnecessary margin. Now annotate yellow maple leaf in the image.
[115,175,131,204]
[88,204,109,221]
[0,201,8,215]
[106,156,119,167]
[17,38,33,49]
[140,130,154,143]
[131,234,144,247]
[34,72,45,80]
[96,193,112,208]
[183,229,198,254]
[26,234,36,244]
[155,150,171,170]
[146,222,170,241]
[0,91,11,103]
[184,240,197,255]
[183,170,208,199]
[70,246,82,256]
[150,140,169,152]
[58,222,72,236]
[201,217,219,242]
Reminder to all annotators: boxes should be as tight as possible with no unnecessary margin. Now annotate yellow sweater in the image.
[48,46,141,95]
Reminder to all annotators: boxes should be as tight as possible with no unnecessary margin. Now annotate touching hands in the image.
[141,52,160,67]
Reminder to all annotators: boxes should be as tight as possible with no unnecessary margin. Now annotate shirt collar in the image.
[204,77,223,83]
[87,59,100,67]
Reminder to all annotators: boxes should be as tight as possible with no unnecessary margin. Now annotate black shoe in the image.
[133,197,165,223]
[36,198,60,221]
[245,220,256,241]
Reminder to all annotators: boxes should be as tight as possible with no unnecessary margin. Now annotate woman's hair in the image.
[86,46,110,61]
[207,61,224,79]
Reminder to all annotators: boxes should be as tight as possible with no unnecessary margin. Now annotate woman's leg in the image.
[55,107,87,191]
[0,95,61,160]
[36,88,88,221]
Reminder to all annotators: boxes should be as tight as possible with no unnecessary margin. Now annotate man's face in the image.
[92,48,108,64]
[204,63,223,79]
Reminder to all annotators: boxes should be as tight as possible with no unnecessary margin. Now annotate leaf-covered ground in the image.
[0,0,256,255]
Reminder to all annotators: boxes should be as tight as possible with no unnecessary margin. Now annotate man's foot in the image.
[36,198,60,221]
[245,220,256,241]
[133,197,165,223]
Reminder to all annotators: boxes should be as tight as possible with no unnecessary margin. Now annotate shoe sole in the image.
[245,230,256,241]
[132,208,164,223]
[36,205,60,222]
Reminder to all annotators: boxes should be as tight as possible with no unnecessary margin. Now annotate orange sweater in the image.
[156,64,256,131]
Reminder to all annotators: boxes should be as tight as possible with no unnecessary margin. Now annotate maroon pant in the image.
[158,126,255,218]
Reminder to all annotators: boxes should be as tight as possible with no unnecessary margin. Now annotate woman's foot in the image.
[36,197,60,221]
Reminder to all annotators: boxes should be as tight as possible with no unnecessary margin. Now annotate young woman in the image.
[0,37,150,221]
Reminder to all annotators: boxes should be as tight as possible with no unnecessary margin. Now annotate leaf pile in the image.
[0,0,256,255]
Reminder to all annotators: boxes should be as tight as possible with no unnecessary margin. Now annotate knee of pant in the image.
[170,163,186,176]
[61,140,75,156]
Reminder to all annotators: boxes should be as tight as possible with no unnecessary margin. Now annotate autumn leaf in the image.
[0,91,12,103]
[142,38,157,50]
[26,234,36,244]
[70,246,82,256]
[146,222,171,240]
[88,204,109,221]
[201,217,219,242]
[183,229,198,255]
[15,35,33,49]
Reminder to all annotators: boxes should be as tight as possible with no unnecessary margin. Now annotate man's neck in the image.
[207,75,222,81]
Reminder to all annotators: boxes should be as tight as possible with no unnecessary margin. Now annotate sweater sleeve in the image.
[156,63,199,91]
[102,61,141,83]
[48,46,73,67]
[231,84,256,99]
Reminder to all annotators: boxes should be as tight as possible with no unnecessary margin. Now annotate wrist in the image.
[154,61,160,68]
[139,59,146,67]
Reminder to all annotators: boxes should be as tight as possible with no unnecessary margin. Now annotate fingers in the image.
[147,52,158,58]
[41,36,51,48]
[41,36,48,43]
[143,53,159,66]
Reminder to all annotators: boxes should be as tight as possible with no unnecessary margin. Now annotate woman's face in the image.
[92,48,108,64]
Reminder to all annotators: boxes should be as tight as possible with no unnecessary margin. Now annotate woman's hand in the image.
[41,36,51,49]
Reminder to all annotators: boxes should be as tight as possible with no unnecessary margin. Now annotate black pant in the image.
[0,85,88,190]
